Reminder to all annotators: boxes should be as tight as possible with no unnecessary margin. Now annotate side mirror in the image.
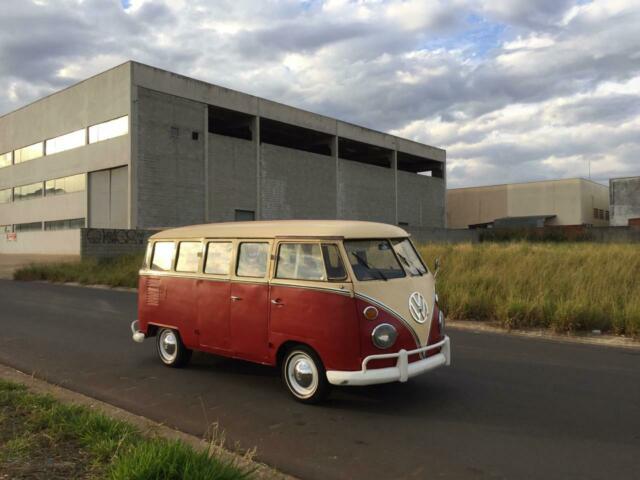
[434,257,441,278]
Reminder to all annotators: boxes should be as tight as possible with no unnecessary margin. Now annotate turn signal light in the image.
[363,306,379,320]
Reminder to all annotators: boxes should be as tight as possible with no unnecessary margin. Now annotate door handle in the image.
[271,298,284,305]
[231,296,242,302]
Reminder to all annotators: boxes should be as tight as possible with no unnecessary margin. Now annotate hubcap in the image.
[287,352,318,398]
[159,330,178,363]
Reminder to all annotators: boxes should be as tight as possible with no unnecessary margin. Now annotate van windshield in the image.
[391,238,428,276]
[343,240,406,281]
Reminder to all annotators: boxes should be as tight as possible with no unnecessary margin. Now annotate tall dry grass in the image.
[418,243,640,337]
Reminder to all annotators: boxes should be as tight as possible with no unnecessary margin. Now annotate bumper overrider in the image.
[326,336,451,386]
[131,320,145,343]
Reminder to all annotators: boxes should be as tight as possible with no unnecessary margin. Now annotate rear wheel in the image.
[282,345,330,404]
[156,328,192,368]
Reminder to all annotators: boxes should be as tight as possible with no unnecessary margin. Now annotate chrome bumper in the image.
[131,320,145,343]
[326,336,451,386]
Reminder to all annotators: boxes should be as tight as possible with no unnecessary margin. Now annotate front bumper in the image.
[326,336,451,386]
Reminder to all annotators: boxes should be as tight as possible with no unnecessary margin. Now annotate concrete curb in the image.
[448,320,640,350]
[0,364,295,480]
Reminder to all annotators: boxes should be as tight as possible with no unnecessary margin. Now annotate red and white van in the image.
[131,220,451,403]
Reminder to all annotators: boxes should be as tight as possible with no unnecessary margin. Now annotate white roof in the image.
[150,220,409,240]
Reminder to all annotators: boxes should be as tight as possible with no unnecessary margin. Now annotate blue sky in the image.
[0,0,638,187]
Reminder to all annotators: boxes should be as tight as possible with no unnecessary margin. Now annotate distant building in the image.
[0,61,446,255]
[610,176,640,226]
[446,178,610,229]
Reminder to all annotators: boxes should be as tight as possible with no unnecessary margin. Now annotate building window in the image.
[13,182,43,201]
[235,209,255,221]
[88,116,128,144]
[45,129,86,155]
[204,242,233,275]
[598,209,604,220]
[236,242,269,278]
[14,142,44,164]
[15,222,42,232]
[44,218,85,231]
[175,241,202,273]
[0,188,11,204]
[150,241,175,272]
[606,211,610,221]
[593,208,598,219]
[0,152,11,168]
[45,174,86,196]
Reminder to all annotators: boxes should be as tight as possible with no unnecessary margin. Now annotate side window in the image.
[321,244,347,281]
[150,242,175,271]
[236,242,269,278]
[204,242,233,275]
[176,241,202,273]
[276,243,326,281]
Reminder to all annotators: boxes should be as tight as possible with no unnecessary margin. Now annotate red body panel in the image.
[269,285,360,371]
[197,279,231,353]
[355,298,421,369]
[230,282,270,363]
[138,275,439,373]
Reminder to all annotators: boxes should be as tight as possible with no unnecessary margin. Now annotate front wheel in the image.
[282,346,330,404]
[156,328,192,368]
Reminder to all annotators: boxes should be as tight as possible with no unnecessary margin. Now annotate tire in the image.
[156,328,192,368]
[281,345,330,404]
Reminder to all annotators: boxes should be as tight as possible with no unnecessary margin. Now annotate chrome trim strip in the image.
[270,282,352,297]
[354,292,420,349]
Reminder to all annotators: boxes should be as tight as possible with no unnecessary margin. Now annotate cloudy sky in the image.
[1,0,638,187]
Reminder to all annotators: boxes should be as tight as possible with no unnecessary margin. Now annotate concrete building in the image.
[609,176,640,226]
[0,61,446,254]
[447,178,610,229]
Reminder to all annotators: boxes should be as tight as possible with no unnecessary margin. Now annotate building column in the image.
[254,111,261,220]
[392,147,398,225]
[203,105,209,222]
[332,133,339,219]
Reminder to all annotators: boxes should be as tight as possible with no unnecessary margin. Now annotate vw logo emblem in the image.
[408,292,429,324]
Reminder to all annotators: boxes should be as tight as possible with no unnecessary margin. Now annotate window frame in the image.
[203,240,234,277]
[150,241,177,272]
[175,241,203,274]
[235,241,272,280]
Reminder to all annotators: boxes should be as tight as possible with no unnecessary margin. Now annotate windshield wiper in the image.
[351,252,388,281]
[394,250,423,276]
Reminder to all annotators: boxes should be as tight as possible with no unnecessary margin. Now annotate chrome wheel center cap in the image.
[293,359,313,388]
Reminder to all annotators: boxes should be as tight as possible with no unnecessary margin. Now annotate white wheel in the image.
[156,328,191,368]
[282,346,330,403]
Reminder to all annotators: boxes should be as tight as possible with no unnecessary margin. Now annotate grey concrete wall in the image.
[0,63,130,155]
[208,134,256,222]
[261,144,337,220]
[80,228,155,259]
[338,159,395,223]
[0,230,81,255]
[135,87,205,228]
[397,171,445,227]
[610,177,640,226]
[0,191,85,225]
[407,226,479,245]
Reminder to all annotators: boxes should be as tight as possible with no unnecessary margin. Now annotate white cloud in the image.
[0,0,639,188]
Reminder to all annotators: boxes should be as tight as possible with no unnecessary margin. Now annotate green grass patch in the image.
[419,242,640,337]
[0,379,252,479]
[13,254,143,288]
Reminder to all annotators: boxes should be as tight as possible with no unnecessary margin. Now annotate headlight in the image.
[371,323,398,349]
[438,310,445,333]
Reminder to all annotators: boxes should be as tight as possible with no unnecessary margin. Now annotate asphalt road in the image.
[0,280,639,480]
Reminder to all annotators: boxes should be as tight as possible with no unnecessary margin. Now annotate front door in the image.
[230,241,272,363]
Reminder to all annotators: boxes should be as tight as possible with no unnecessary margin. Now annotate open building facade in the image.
[0,62,446,254]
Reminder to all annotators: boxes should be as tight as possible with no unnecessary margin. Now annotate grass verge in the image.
[0,379,252,479]
[13,254,142,289]
[418,242,640,337]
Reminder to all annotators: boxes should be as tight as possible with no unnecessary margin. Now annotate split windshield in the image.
[343,240,406,281]
[391,238,428,277]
